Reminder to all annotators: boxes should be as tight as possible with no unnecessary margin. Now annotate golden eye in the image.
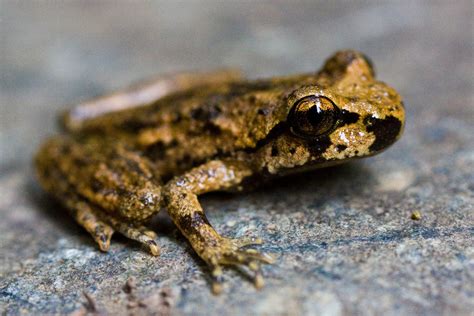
[289,96,340,138]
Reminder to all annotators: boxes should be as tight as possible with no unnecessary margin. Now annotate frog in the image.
[34,50,405,294]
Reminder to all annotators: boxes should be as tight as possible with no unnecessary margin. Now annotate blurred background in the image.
[2,1,471,166]
[1,1,472,315]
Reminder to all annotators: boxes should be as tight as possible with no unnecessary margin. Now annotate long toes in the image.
[229,248,275,265]
[74,206,114,252]
[232,236,263,248]
[108,219,161,256]
[246,250,275,264]
[221,248,274,290]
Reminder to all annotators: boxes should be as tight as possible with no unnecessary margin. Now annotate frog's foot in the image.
[70,200,114,252]
[65,197,160,255]
[106,217,161,256]
[202,237,274,295]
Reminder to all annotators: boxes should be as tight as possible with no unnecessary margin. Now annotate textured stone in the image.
[1,1,473,315]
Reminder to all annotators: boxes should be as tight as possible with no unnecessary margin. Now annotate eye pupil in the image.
[289,96,339,138]
[308,102,324,126]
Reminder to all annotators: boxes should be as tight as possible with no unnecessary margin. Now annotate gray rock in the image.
[1,1,472,315]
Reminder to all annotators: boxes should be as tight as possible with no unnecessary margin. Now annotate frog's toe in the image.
[137,225,158,239]
[93,225,114,252]
[107,218,160,256]
[206,238,274,294]
[231,236,263,247]
[65,198,115,252]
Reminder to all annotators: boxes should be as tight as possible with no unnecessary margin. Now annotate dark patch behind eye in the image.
[340,110,359,125]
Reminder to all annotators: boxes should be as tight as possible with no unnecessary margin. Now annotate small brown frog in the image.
[35,50,405,294]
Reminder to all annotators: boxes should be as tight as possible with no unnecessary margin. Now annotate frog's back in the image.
[68,74,318,178]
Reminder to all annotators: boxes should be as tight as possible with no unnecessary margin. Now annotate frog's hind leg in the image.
[63,193,160,255]
[61,68,243,132]
[35,136,162,255]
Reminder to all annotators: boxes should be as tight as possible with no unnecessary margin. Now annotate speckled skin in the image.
[34,50,405,294]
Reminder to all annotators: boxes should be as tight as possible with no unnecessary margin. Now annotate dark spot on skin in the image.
[339,110,359,125]
[72,157,88,167]
[177,154,193,169]
[169,139,179,147]
[203,122,222,135]
[336,144,347,152]
[182,154,191,162]
[144,141,166,160]
[90,179,103,193]
[190,108,207,120]
[257,108,270,116]
[271,145,279,157]
[122,118,157,132]
[365,115,402,152]
[190,100,222,121]
[116,183,130,195]
[251,122,288,151]
[125,157,146,176]
[177,212,211,237]
[99,233,108,244]
[308,135,332,158]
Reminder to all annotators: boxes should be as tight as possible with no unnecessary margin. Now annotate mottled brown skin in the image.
[35,50,405,294]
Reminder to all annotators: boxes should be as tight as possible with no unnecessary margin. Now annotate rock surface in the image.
[1,1,472,315]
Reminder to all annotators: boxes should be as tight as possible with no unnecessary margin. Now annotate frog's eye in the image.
[288,96,340,138]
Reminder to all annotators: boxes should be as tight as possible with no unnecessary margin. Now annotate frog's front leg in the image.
[163,160,274,294]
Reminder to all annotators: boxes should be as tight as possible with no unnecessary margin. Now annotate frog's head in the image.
[259,50,405,174]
